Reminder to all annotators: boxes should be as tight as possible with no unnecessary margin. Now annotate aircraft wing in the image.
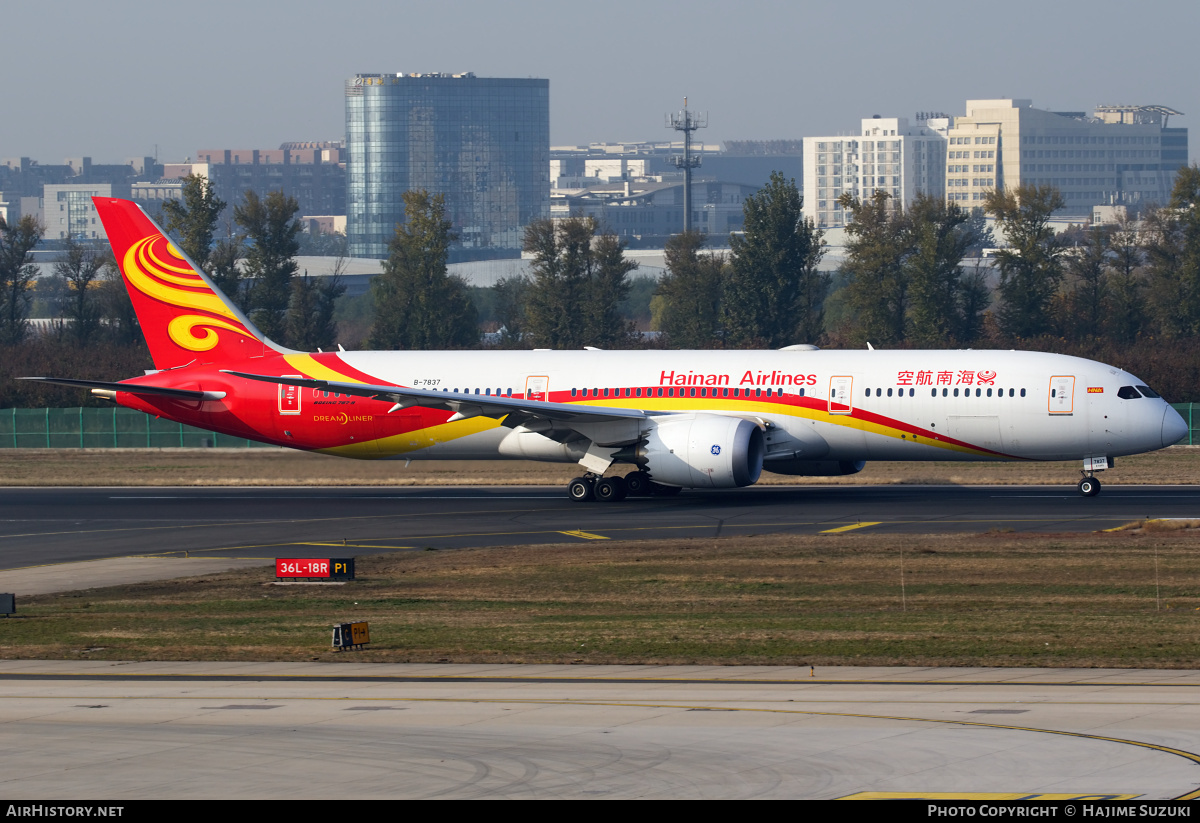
[221,370,650,424]
[18,377,226,401]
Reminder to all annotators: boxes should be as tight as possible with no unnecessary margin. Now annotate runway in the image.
[1,484,1198,571]
[2,662,1199,799]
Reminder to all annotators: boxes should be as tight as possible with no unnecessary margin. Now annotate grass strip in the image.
[5,531,1200,668]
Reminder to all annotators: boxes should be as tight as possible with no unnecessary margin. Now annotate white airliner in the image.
[27,198,1190,501]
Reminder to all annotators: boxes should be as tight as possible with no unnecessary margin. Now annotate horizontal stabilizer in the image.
[18,377,226,401]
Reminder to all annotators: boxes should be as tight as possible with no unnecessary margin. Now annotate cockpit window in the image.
[1137,385,1161,399]
[1118,386,1142,400]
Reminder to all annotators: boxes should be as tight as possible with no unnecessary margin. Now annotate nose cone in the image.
[1163,406,1189,448]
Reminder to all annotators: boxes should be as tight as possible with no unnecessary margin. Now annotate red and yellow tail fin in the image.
[94,197,282,369]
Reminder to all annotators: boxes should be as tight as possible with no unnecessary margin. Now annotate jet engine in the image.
[763,458,866,476]
[639,414,765,488]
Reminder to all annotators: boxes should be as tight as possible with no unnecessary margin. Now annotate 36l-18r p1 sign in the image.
[276,558,355,579]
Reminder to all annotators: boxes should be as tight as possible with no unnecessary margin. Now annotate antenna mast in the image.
[666,97,708,233]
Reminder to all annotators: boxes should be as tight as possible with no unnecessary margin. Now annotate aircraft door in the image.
[1049,375,1075,415]
[525,375,549,401]
[828,376,853,415]
[278,376,303,416]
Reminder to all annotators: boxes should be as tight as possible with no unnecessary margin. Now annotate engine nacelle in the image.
[641,414,765,488]
[764,459,866,476]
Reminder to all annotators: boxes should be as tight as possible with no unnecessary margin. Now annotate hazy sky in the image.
[3,0,1196,164]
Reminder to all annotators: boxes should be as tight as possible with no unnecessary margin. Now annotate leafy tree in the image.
[1057,225,1110,340]
[53,238,105,345]
[956,260,991,345]
[160,175,226,270]
[723,171,826,347]
[655,229,723,347]
[369,190,477,349]
[98,255,141,346]
[905,195,991,346]
[297,229,348,257]
[1144,165,1200,338]
[523,217,638,349]
[1106,211,1146,344]
[286,266,346,352]
[838,190,910,346]
[984,183,1066,338]
[491,275,531,347]
[585,231,639,348]
[236,190,301,345]
[0,215,44,345]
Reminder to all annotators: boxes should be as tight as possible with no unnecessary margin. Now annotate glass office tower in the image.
[346,73,550,259]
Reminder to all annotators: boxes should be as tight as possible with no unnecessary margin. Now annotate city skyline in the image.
[1,0,1195,164]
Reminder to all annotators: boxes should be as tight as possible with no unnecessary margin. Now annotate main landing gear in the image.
[566,471,681,502]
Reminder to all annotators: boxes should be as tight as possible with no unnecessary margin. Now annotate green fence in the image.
[1174,403,1200,446]
[0,407,274,449]
[1,405,1198,449]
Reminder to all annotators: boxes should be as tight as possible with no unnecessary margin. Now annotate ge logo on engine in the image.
[711,445,721,455]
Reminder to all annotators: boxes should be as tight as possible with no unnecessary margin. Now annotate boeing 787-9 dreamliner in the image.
[23,198,1189,501]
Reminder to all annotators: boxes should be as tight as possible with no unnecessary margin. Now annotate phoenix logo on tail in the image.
[96,198,282,368]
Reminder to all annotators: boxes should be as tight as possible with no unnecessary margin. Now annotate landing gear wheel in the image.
[624,471,653,496]
[1078,476,1101,497]
[650,482,682,497]
[595,476,628,502]
[567,476,595,502]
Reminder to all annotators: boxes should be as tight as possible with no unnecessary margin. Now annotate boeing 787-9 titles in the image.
[23,198,1189,501]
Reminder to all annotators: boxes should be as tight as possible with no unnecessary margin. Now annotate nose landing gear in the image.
[1077,456,1110,497]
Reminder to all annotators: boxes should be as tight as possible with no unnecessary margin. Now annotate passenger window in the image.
[1118,386,1141,400]
[603,388,610,397]
[668,388,675,397]
[755,388,762,397]
[657,388,664,397]
[625,388,631,397]
[1051,389,1056,397]
[887,388,893,397]
[931,389,937,397]
[1137,385,1161,398]
[571,388,577,397]
[700,388,707,397]
[987,388,992,397]
[800,388,806,397]
[942,388,948,397]
[976,388,981,397]
[722,388,729,397]
[635,388,642,397]
[1020,388,1026,397]
[865,388,870,398]
[909,388,914,397]
[953,388,959,397]
[690,388,697,397]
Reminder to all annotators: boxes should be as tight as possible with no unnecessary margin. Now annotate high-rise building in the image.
[802,116,948,229]
[345,72,550,260]
[946,99,1186,215]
